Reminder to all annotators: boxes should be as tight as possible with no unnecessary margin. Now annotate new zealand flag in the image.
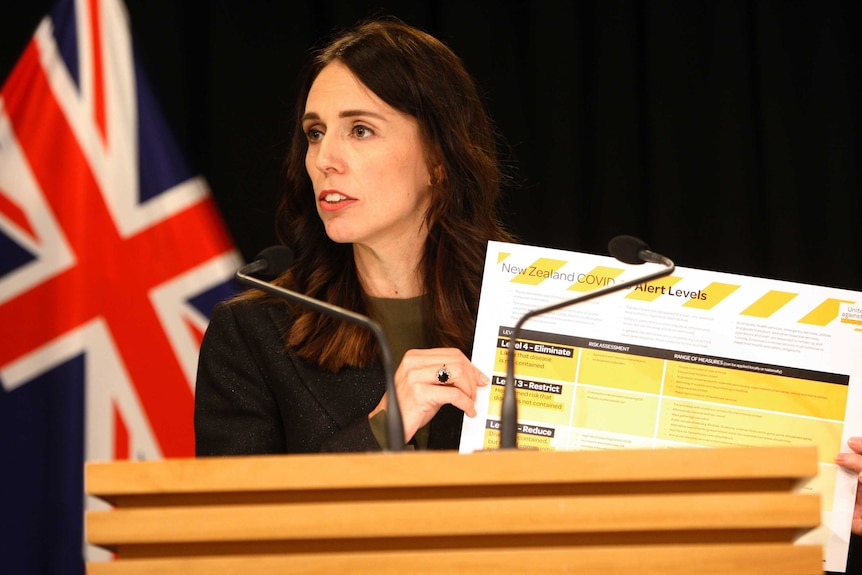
[0,0,240,571]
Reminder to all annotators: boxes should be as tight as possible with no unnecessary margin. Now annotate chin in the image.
[322,226,357,245]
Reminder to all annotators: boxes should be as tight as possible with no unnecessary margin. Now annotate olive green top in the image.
[366,294,431,449]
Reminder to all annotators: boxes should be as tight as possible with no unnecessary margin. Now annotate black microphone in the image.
[499,236,675,449]
[235,246,406,452]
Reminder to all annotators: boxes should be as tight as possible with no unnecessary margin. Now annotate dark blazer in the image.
[194,298,464,455]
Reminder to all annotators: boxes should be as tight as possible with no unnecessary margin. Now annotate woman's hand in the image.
[836,436,862,536]
[371,348,490,444]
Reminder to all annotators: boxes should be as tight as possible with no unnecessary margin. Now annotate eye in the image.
[305,127,323,143]
[352,125,374,139]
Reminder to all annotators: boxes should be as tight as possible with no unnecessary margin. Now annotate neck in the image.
[353,239,425,299]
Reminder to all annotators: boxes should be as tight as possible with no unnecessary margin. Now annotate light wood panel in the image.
[85,445,825,574]
[86,544,821,575]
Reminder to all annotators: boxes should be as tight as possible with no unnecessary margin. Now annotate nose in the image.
[311,132,344,174]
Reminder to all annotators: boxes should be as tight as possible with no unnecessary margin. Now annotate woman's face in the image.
[303,62,432,252]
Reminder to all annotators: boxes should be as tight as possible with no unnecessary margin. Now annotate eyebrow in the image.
[301,110,387,122]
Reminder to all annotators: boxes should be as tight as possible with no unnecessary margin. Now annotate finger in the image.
[441,369,487,415]
[399,348,488,405]
[462,367,490,400]
[835,452,862,473]
[429,361,477,386]
[400,372,478,420]
[432,362,490,404]
[429,384,479,417]
[419,351,475,385]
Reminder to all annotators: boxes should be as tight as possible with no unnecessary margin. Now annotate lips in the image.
[317,189,357,212]
[321,192,349,203]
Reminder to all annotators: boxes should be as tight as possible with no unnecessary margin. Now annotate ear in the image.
[429,164,444,186]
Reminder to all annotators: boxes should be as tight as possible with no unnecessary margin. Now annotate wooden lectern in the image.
[85,445,824,574]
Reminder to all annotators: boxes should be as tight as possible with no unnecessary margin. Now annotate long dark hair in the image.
[275,17,512,371]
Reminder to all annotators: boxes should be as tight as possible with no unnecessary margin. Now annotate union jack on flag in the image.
[0,0,240,570]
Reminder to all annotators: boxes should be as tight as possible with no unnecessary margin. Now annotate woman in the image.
[194,17,512,454]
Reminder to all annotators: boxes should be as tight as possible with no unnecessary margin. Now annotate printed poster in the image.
[460,241,862,572]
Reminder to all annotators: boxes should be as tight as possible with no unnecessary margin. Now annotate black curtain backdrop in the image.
[1,1,861,571]
[2,1,860,291]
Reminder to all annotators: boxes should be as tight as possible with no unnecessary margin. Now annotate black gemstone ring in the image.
[436,364,452,385]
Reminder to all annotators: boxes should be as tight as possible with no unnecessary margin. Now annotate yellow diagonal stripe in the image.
[740,290,798,318]
[567,266,626,293]
[497,252,510,264]
[798,298,855,326]
[509,258,568,286]
[624,276,683,301]
[683,282,740,310]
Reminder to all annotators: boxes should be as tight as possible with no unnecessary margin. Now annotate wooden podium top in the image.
[87,444,818,504]
[85,445,824,575]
